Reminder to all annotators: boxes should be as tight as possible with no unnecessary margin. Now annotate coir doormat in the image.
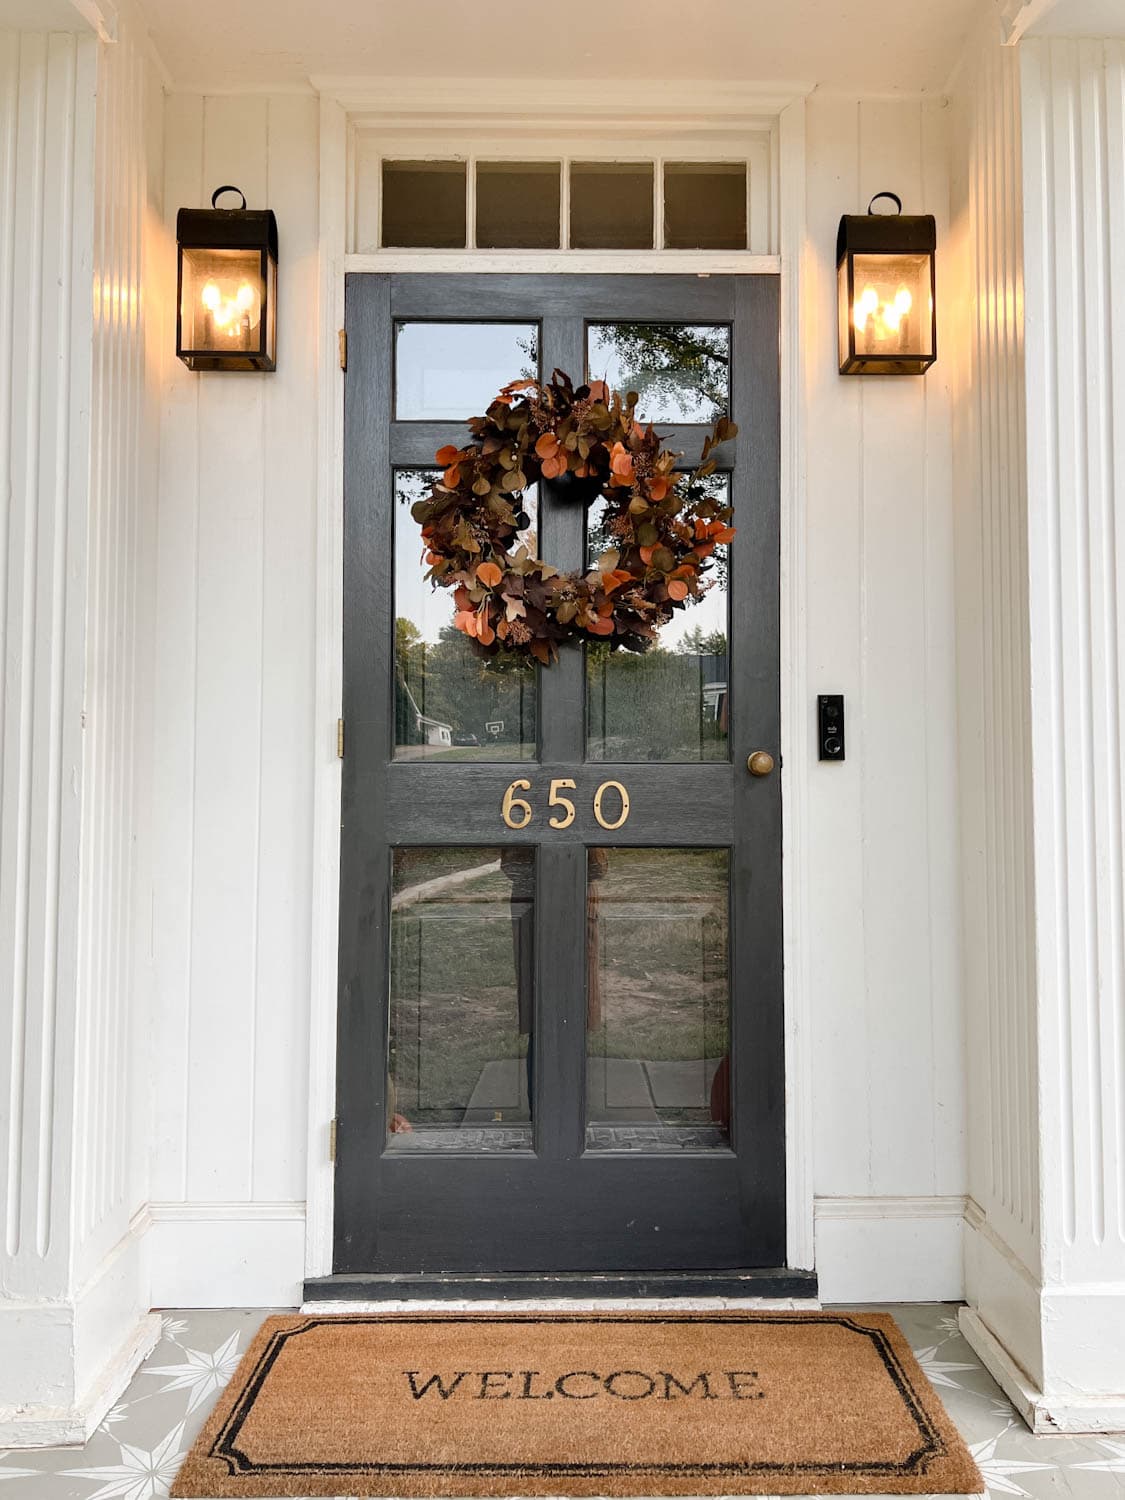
[171,1311,984,1498]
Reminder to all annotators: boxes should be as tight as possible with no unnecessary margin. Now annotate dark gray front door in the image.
[329,273,786,1289]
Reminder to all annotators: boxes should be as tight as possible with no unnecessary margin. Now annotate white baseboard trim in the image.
[960,1306,1125,1434]
[148,1201,305,1307]
[814,1195,967,1303]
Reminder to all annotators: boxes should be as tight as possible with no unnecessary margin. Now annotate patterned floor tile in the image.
[0,1304,1120,1499]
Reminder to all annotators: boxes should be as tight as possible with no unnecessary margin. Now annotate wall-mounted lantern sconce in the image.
[176,186,277,371]
[837,193,936,375]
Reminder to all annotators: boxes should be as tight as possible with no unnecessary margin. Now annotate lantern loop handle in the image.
[867,191,903,216]
[211,185,247,211]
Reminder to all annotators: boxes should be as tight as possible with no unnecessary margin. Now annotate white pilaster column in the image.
[0,18,159,1445]
[956,21,1125,1432]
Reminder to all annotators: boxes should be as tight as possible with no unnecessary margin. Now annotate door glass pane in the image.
[394,470,537,760]
[586,322,729,424]
[476,162,560,249]
[663,161,747,250]
[395,322,539,420]
[586,848,730,1151]
[388,847,534,1153]
[570,162,654,249]
[586,475,729,762]
[382,160,467,249]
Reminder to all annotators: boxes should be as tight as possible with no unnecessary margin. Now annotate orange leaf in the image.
[648,477,670,501]
[639,545,656,565]
[541,453,566,479]
[476,561,503,588]
[588,379,609,402]
[694,542,715,558]
[476,617,496,646]
[435,444,461,465]
[453,586,472,610]
[453,609,478,638]
[711,525,736,543]
[443,464,461,488]
[535,432,560,458]
[667,580,689,601]
[587,614,615,636]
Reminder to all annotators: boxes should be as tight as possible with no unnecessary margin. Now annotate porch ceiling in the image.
[136,0,983,94]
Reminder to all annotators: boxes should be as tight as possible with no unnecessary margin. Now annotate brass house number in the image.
[501,778,631,832]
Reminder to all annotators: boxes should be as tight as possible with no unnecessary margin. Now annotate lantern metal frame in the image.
[837,192,936,376]
[176,185,278,372]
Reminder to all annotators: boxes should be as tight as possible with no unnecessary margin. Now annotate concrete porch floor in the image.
[1,1303,1122,1498]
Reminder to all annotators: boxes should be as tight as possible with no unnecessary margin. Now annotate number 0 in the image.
[501,779,533,830]
[593,779,630,831]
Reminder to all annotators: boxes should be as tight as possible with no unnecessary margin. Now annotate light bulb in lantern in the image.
[854,285,879,329]
[894,286,913,316]
[236,283,255,312]
[201,282,221,311]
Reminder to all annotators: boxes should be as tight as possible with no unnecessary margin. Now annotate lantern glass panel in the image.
[848,252,932,361]
[181,246,266,355]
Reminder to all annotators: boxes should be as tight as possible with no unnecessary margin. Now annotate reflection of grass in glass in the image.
[388,849,730,1125]
[590,848,729,1065]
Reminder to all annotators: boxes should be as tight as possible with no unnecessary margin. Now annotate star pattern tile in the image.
[0,1303,1118,1500]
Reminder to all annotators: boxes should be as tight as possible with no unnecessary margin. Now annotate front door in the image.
[329,273,786,1290]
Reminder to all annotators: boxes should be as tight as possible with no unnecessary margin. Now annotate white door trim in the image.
[305,91,814,1281]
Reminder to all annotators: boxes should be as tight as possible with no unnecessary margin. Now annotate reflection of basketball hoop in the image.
[485,720,503,737]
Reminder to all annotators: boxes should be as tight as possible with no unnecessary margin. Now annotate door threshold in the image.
[303,1269,818,1307]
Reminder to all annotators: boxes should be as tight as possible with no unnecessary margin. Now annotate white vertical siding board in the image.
[920,98,964,1197]
[803,95,871,1199]
[857,98,937,1196]
[186,94,268,1201]
[151,91,204,1204]
[253,93,318,1202]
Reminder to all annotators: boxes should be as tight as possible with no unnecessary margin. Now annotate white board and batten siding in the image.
[149,93,320,1305]
[151,85,968,1308]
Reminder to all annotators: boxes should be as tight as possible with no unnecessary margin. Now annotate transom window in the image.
[368,157,760,253]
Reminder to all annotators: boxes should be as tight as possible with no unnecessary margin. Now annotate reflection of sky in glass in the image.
[395,322,538,420]
[395,471,538,645]
[587,323,730,424]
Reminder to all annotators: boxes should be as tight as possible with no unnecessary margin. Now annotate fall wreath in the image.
[410,368,736,665]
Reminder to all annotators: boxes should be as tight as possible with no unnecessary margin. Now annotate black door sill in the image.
[303,1269,818,1302]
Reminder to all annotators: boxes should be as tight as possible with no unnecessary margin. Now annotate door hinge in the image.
[338,328,347,370]
[329,1118,338,1162]
[337,717,345,758]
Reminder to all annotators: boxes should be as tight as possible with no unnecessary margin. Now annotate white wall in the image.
[149,92,320,1304]
[149,88,967,1306]
[803,95,965,1301]
[0,4,164,1440]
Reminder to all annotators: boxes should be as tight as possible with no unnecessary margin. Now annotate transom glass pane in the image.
[382,160,466,248]
[394,321,538,420]
[388,847,534,1153]
[586,848,730,1150]
[394,470,537,760]
[586,475,729,762]
[476,161,560,249]
[570,162,654,249]
[587,322,730,424]
[664,161,747,250]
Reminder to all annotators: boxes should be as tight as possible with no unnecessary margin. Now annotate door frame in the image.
[304,88,813,1288]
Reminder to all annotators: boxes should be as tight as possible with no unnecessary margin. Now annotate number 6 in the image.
[548,778,577,829]
[501,779,533,830]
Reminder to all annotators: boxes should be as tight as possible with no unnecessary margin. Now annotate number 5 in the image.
[548,778,577,829]
[501,779,533,830]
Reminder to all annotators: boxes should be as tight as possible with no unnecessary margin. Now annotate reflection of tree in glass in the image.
[589,323,729,421]
[517,332,538,383]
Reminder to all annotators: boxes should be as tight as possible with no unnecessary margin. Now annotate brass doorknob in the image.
[747,750,775,777]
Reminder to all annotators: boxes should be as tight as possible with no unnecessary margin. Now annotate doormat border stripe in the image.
[172,1310,985,1497]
